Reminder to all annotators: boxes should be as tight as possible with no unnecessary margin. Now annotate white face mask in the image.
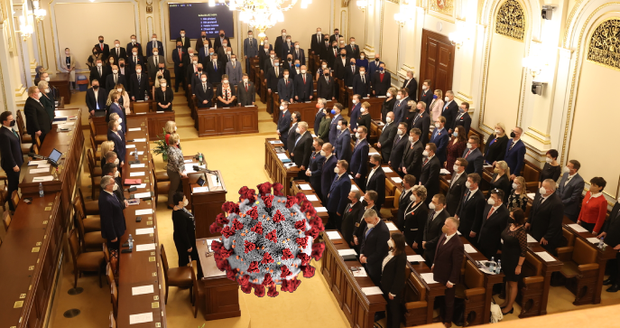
[322,65,327,69]
[131,39,136,43]
[564,166,570,173]
[539,187,547,195]
[387,239,394,248]
[410,194,416,202]
[114,171,120,178]
[336,125,342,131]
[545,157,552,164]
[397,129,404,136]
[117,88,122,92]
[116,125,122,131]
[352,99,358,104]
[283,75,289,79]
[202,78,207,82]
[243,78,248,83]
[38,92,43,98]
[453,164,460,172]
[115,44,120,48]
[408,136,414,143]
[512,182,518,190]
[466,143,472,149]
[296,128,301,134]
[320,150,326,157]
[428,202,436,210]
[334,167,339,174]
[366,222,376,229]
[386,117,393,123]
[113,184,118,191]
[396,95,402,100]
[117,118,123,124]
[45,77,50,82]
[97,63,102,67]
[488,198,496,206]
[249,35,253,38]
[444,96,449,102]
[153,52,158,56]
[161,83,167,87]
[132,52,137,56]
[181,34,185,37]
[360,55,365,59]
[301,69,307,74]
[360,107,366,113]
[465,181,472,189]
[183,199,189,207]
[136,70,142,74]
[152,38,157,42]
[114,158,120,165]
[355,132,361,139]
[44,88,50,93]
[422,150,429,157]
[422,85,428,90]
[435,123,441,128]
[386,92,391,98]
[360,71,365,75]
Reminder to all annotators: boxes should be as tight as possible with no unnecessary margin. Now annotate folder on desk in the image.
[124,179,142,185]
[128,127,141,132]
[337,249,357,261]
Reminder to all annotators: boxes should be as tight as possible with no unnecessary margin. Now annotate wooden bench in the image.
[518,252,546,318]
[403,266,429,326]
[455,260,486,326]
[556,237,600,305]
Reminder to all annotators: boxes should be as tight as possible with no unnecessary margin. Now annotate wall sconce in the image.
[357,0,367,11]
[448,19,471,49]
[394,0,415,26]
[522,55,549,80]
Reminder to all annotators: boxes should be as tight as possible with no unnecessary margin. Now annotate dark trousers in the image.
[365,263,381,286]
[176,242,203,278]
[5,168,20,211]
[174,66,185,91]
[581,222,596,233]
[385,294,403,328]
[441,285,456,324]
[107,239,120,251]
[608,253,620,284]
[328,211,342,230]
[167,169,182,206]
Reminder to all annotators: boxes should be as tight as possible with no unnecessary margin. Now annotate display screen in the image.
[168,3,234,40]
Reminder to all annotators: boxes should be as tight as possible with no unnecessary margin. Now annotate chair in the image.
[557,237,600,305]
[32,143,39,155]
[87,149,102,199]
[78,187,100,215]
[155,170,170,182]
[88,147,103,177]
[15,110,32,143]
[2,211,12,231]
[190,260,205,318]
[90,120,107,146]
[74,195,101,232]
[160,244,193,304]
[403,267,429,327]
[0,175,8,211]
[109,311,117,328]
[454,260,486,326]
[518,252,545,318]
[74,204,106,252]
[10,190,20,211]
[91,133,101,161]
[152,169,170,204]
[110,282,119,319]
[560,227,576,248]
[68,229,105,288]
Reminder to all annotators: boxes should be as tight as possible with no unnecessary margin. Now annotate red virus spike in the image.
[272,210,286,223]
[261,252,274,264]
[297,253,311,266]
[251,221,264,234]
[246,206,259,220]
[311,243,325,260]
[221,226,235,238]
[244,240,256,253]
[282,248,293,260]
[267,285,279,297]
[294,219,306,230]
[247,261,260,273]
[280,265,292,278]
[302,265,316,278]
[266,229,278,243]
[273,183,284,196]
[296,237,309,248]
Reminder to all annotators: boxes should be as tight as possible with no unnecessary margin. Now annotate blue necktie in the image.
[365,227,373,238]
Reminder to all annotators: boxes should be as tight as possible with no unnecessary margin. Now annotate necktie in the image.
[155,57,158,66]
[464,190,471,203]
[276,68,278,76]
[423,158,428,166]
[153,41,156,49]
[114,74,117,84]
[117,49,119,56]
[12,129,19,139]
[509,140,516,151]
[465,149,472,158]
[214,61,217,70]
[285,79,288,84]
[134,56,137,64]
[244,83,248,92]
[294,135,302,147]
[98,67,101,76]
[430,211,436,220]
[138,75,141,84]
[352,66,354,73]
[250,39,252,46]
[203,83,206,93]
[365,227,373,238]
[487,207,495,219]
[303,75,306,84]
[362,75,365,83]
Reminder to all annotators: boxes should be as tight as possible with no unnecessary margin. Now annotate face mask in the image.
[375,58,380,62]
[352,99,358,105]
[65,52,70,55]
[120,64,125,67]
[113,184,119,191]
[320,150,326,157]
[453,164,460,172]
[296,128,301,134]
[282,33,286,37]
[512,183,518,190]
[265,48,270,52]
[152,38,157,42]
[397,129,404,136]
[465,181,472,189]
[197,67,203,72]
[300,69,307,74]
[444,96,449,102]
[387,239,394,248]
[113,44,119,49]
[136,70,142,74]
[159,67,164,71]
[428,202,436,210]
[386,92,391,98]
[181,34,185,37]
[459,108,465,113]
[466,143,472,149]
[452,132,458,137]
[355,132,361,139]
[113,70,118,74]
[92,85,99,90]
[331,109,336,115]
[295,45,299,49]
[386,117,393,123]
[97,63,102,67]
[283,74,289,79]
[44,88,50,93]
[408,136,414,143]
[433,95,438,99]
[336,125,342,131]
[334,167,339,174]
[435,123,441,128]
[279,105,285,110]
[324,73,329,76]
[117,118,123,124]
[114,158,120,165]
[116,125,122,132]
[220,33,225,37]
[274,63,279,67]
[201,78,207,82]
[422,150,429,157]
[322,65,327,69]
[410,194,417,202]
[510,132,516,138]
[341,54,346,57]
[488,198,496,206]
[243,78,248,83]
[183,199,189,207]
[379,68,385,73]
[396,95,402,100]
[193,61,198,65]
[545,157,552,164]
[249,35,253,38]
[360,107,366,113]
[114,171,120,178]
[223,44,228,47]
[99,39,104,43]
[360,55,365,59]
[422,85,428,90]
[350,62,355,66]
[117,88,122,93]
[161,83,167,87]
[223,80,229,84]
[539,187,546,195]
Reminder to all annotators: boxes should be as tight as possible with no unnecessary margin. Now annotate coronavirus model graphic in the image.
[209,182,325,297]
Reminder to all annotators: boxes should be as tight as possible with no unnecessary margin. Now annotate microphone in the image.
[29,153,47,160]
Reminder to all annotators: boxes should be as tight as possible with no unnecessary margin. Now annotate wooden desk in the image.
[49,72,72,104]
[291,180,329,226]
[194,105,258,137]
[264,138,300,195]
[127,110,175,141]
[348,95,384,121]
[272,100,336,126]
[187,170,228,238]
[195,238,241,320]
[520,240,563,318]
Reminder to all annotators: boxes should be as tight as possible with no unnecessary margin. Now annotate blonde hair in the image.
[387,87,398,97]
[412,185,427,202]
[514,176,526,193]
[37,81,49,91]
[168,133,180,145]
[435,89,443,98]
[361,101,370,109]
[496,160,510,177]
[164,121,177,134]
[495,122,506,136]
[100,141,115,158]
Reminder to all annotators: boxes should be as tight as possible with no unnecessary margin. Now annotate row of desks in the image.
[91,107,174,142]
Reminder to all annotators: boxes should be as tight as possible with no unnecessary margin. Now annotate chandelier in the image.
[210,0,311,33]
[17,0,46,41]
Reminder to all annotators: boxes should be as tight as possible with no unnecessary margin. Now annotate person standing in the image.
[349,126,369,189]
[527,179,564,254]
[172,192,200,273]
[422,194,449,266]
[507,176,528,212]
[499,209,527,315]
[326,160,351,230]
[360,209,390,286]
[365,154,386,211]
[24,86,52,144]
[445,126,467,174]
[244,30,259,73]
[599,199,620,292]
[404,185,428,253]
[306,138,325,198]
[455,173,485,245]
[484,123,508,164]
[538,149,561,188]
[576,177,608,234]
[381,232,407,328]
[445,158,468,216]
[166,134,187,209]
[557,160,585,222]
[340,190,364,246]
[172,41,188,92]
[99,176,126,250]
[504,127,526,179]
[61,48,77,90]
[0,112,23,212]
[477,189,509,259]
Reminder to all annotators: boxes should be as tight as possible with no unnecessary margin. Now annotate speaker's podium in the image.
[181,165,227,238]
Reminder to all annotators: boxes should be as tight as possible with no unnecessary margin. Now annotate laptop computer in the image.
[48,148,62,167]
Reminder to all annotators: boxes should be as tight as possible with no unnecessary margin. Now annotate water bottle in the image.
[198,153,203,166]
[134,149,139,162]
[496,259,502,274]
[128,234,134,250]
[39,183,44,197]
[489,256,496,273]
[599,237,606,250]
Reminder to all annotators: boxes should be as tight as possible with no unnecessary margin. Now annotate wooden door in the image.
[419,29,455,97]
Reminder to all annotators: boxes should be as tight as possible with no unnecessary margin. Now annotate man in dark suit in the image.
[344,37,360,59]
[504,126,526,179]
[352,67,370,97]
[126,46,144,78]
[107,94,126,134]
[420,80,433,109]
[332,49,349,81]
[206,54,224,85]
[368,54,383,77]
[127,35,143,58]
[107,120,126,165]
[330,29,341,44]
[194,73,214,108]
[442,91,459,132]
[557,160,585,222]
[274,29,286,60]
[314,99,327,133]
[282,36,294,60]
[401,128,424,180]
[354,192,382,251]
[110,40,127,63]
[419,143,441,205]
[292,41,306,66]
[148,52,166,83]
[402,70,418,101]
[349,126,369,188]
[320,143,337,203]
[324,40,338,68]
[105,65,126,92]
[90,59,109,86]
[462,135,483,175]
[102,163,127,208]
[455,173,485,245]
[306,138,325,198]
[341,191,364,246]
[317,67,336,100]
[213,29,231,52]
[372,63,391,96]
[146,33,164,57]
[327,160,352,229]
[261,49,275,72]
[24,86,52,143]
[175,29,190,49]
[286,112,300,156]
[85,80,107,115]
[277,70,295,103]
[294,65,313,102]
[376,112,397,163]
[477,189,509,259]
[412,101,431,145]
[335,119,352,164]
[344,58,358,87]
[265,60,283,95]
[129,65,148,101]
[450,102,472,135]
[527,179,564,254]
[237,74,255,106]
[430,116,450,164]
[395,175,417,231]
[360,208,390,286]
[172,41,189,92]
[0,111,23,211]
[445,158,468,216]
[99,176,126,250]
[431,217,464,328]
[277,101,292,147]
[310,27,324,55]
[392,89,410,124]
[422,194,449,266]
[599,200,620,291]
[95,36,110,61]
[328,104,343,146]
[291,122,313,179]
[365,154,386,211]
[243,30,259,73]
[389,123,409,174]
[196,31,212,53]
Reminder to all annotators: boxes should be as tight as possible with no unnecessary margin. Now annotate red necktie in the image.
[303,75,306,84]
[245,83,248,92]
[487,207,495,219]
[465,150,472,158]
[179,51,182,60]
[423,158,428,166]
[380,73,384,82]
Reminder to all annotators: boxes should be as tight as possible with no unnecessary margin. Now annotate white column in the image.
[362,0,381,56]
[0,20,23,112]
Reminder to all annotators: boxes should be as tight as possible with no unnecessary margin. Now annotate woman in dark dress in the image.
[381,232,407,328]
[488,160,511,203]
[500,209,527,315]
[381,86,397,123]
[357,102,372,133]
[445,125,467,173]
[403,185,428,254]
[171,192,201,276]
[155,79,174,111]
[507,176,528,212]
[538,149,561,188]
[484,123,508,164]
[402,100,417,132]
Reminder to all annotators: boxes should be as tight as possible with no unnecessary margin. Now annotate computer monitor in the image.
[48,148,62,166]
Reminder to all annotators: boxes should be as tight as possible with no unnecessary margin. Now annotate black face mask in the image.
[333,46,338,49]
[368,161,376,168]
[99,40,104,43]
[197,68,203,72]
[375,58,380,62]
[120,64,125,67]
[341,54,346,57]
[159,67,164,71]
[510,132,516,138]
[202,36,206,39]
[324,39,329,42]
[350,63,355,66]
[324,73,329,77]
[9,120,16,127]
[220,33,225,37]
[93,85,99,90]
[507,218,515,224]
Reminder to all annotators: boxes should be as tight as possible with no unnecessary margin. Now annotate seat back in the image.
[133,101,151,114]
[561,227,575,248]
[77,188,88,215]
[110,282,118,318]
[103,242,110,263]
[34,134,41,147]
[89,120,98,137]
[68,229,82,265]
[464,260,485,288]
[87,149,96,175]
[572,238,597,265]
[522,160,541,192]
[10,190,20,210]
[160,244,170,283]
[109,311,117,328]
[73,194,85,219]
[73,203,89,252]
[524,252,543,277]
[2,211,12,231]
[16,110,27,137]
[32,143,39,155]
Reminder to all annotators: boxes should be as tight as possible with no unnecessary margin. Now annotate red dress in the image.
[445,138,467,173]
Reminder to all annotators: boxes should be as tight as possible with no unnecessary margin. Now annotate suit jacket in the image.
[484,135,508,164]
[213,36,231,52]
[396,189,413,230]
[215,85,237,107]
[225,61,243,85]
[107,103,126,134]
[368,60,383,77]
[360,220,390,279]
[277,110,292,141]
[344,65,358,87]
[85,87,108,113]
[146,40,164,57]
[294,73,313,101]
[314,108,326,134]
[335,130,352,165]
[504,139,526,176]
[420,89,433,109]
[401,140,424,180]
[292,132,313,168]
[432,233,464,284]
[195,38,212,53]
[389,135,408,172]
[317,76,335,100]
[462,148,483,175]
[217,47,231,65]
[172,48,189,70]
[244,38,259,58]
[381,252,407,297]
[194,82,214,108]
[237,81,255,106]
[146,55,165,79]
[323,45,337,67]
[308,151,325,194]
[0,127,23,171]
[129,74,149,100]
[557,172,585,220]
[348,104,361,131]
[345,44,360,59]
[394,98,410,122]
[328,114,343,145]
[282,41,294,59]
[327,174,352,214]
[350,139,369,177]
[206,60,224,84]
[310,33,324,54]
[423,209,449,264]
[107,129,126,164]
[95,43,110,61]
[99,191,126,241]
[24,98,52,136]
[126,54,143,77]
[90,65,110,85]
[452,112,472,135]
[274,36,284,58]
[404,201,428,247]
[260,53,273,71]
[372,71,391,96]
[420,156,441,199]
[456,189,485,236]
[105,73,126,92]
[412,111,431,145]
[445,172,468,216]
[365,166,386,206]
[603,202,620,247]
[266,67,284,91]
[277,78,295,101]
[529,192,564,251]
[333,57,348,80]
[329,34,341,44]
[292,48,306,66]
[378,122,397,161]
[441,101,459,131]
[352,74,371,97]
[321,155,338,202]
[353,205,381,244]
[155,88,174,109]
[402,78,418,101]
[198,47,212,63]
[110,47,127,62]
[477,204,509,259]
[430,128,450,164]
[176,36,191,49]
[341,202,365,245]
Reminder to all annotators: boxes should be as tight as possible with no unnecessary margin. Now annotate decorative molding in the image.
[386,0,399,3]
[429,0,454,18]
[495,0,525,41]
[586,18,620,71]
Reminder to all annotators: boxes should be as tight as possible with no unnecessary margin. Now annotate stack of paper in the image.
[527,234,537,243]
[315,207,327,213]
[351,185,359,191]
[133,192,151,199]
[37,163,50,169]
[193,186,210,193]
[361,286,383,296]
[131,285,154,296]
[269,140,283,144]
[386,222,399,232]
[526,193,536,199]
[306,195,319,201]
[29,160,47,166]
[587,237,604,245]
[135,228,154,235]
[440,168,450,175]
[30,168,49,174]
[32,176,54,182]
[383,167,393,173]
[130,172,145,177]
[352,267,368,277]
[131,151,144,156]
[130,163,146,168]
[464,244,478,253]
[407,255,425,262]
[129,312,153,325]
[368,151,380,156]
[392,177,403,184]
[126,144,136,149]
[128,127,142,132]
[299,184,312,191]
[135,208,153,215]
[420,273,438,284]
[325,231,341,240]
[133,138,147,142]
[337,249,357,257]
[136,243,157,252]
[567,223,588,233]
[535,251,556,262]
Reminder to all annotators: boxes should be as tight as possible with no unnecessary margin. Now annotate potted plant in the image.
[152,127,169,161]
